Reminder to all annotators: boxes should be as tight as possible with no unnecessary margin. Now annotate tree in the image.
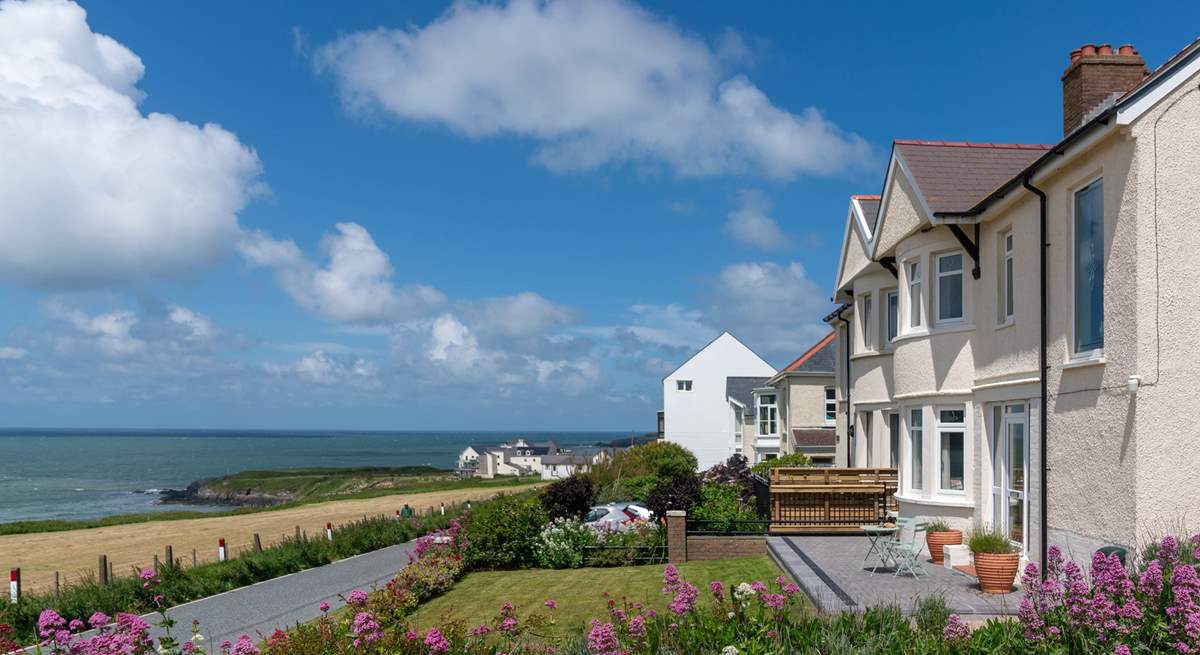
[644,472,701,520]
[539,474,594,520]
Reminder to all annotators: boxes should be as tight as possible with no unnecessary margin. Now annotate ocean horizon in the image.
[0,429,633,523]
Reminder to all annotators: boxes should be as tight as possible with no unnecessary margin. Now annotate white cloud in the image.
[0,346,26,360]
[460,292,579,339]
[705,261,830,356]
[0,0,262,287]
[724,190,789,250]
[265,349,380,389]
[42,298,145,358]
[239,223,446,324]
[313,0,870,179]
[167,305,218,346]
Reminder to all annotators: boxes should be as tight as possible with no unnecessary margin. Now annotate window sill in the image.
[1062,354,1105,370]
[849,350,890,361]
[894,493,975,509]
[892,322,976,344]
[994,318,1014,331]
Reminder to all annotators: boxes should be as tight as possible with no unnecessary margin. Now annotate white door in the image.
[991,404,1028,551]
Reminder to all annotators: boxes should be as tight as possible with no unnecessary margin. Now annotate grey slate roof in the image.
[893,140,1050,215]
[781,332,836,374]
[859,197,882,235]
[726,376,770,411]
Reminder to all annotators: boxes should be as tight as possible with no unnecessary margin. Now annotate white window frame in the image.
[757,393,778,437]
[824,387,836,426]
[906,259,924,330]
[1071,177,1105,359]
[885,290,899,346]
[934,251,965,325]
[935,405,966,495]
[990,403,1029,552]
[908,408,924,492]
[859,293,874,351]
[1000,230,1014,324]
[861,411,873,467]
[676,379,693,392]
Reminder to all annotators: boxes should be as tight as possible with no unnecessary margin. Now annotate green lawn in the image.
[407,556,799,637]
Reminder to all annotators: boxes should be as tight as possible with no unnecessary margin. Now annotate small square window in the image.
[676,380,693,391]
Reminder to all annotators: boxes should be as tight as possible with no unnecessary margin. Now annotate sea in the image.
[0,429,628,523]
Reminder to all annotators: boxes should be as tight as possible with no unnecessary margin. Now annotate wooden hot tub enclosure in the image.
[767,467,898,533]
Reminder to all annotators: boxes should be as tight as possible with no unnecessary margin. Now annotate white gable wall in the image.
[663,333,777,470]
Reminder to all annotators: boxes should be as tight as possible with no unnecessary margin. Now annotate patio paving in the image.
[768,535,1022,616]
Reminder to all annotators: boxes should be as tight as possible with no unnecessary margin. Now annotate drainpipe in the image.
[1022,175,1049,576]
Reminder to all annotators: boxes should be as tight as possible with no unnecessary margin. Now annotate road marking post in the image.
[218,538,227,562]
[325,522,333,541]
[440,502,445,516]
[9,569,19,604]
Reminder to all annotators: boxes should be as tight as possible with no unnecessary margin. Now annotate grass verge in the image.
[406,556,799,637]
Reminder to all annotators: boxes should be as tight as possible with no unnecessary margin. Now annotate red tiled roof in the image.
[781,331,836,373]
[894,140,1051,215]
[851,194,881,200]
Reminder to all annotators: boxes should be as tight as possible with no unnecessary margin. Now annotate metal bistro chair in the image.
[890,520,929,578]
[872,516,913,574]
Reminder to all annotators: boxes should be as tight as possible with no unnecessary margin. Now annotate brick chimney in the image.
[1061,43,1149,135]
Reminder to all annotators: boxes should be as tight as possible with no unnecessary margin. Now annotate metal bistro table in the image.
[861,524,898,574]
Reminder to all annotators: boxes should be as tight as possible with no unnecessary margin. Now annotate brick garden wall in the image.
[684,535,768,561]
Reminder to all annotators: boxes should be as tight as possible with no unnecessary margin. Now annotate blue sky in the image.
[0,0,1197,431]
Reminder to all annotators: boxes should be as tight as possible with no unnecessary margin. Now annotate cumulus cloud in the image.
[239,223,446,324]
[265,349,380,389]
[0,346,27,360]
[42,298,145,358]
[313,0,870,179]
[459,292,579,339]
[0,0,262,287]
[705,261,831,356]
[724,190,790,250]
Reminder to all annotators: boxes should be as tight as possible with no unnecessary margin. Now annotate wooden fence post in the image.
[295,525,302,542]
[98,555,109,586]
[153,555,160,571]
[165,546,174,569]
[253,534,263,552]
[191,549,197,568]
[54,572,60,596]
[8,568,19,604]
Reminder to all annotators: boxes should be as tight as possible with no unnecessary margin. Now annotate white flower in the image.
[727,611,736,619]
[722,647,740,655]
[192,635,204,642]
[733,582,757,602]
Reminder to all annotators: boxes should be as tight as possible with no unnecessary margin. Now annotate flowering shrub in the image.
[535,518,599,569]
[1017,534,1200,654]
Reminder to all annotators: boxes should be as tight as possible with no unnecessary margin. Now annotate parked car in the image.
[584,502,652,530]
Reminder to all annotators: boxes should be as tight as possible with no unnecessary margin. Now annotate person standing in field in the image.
[400,503,413,519]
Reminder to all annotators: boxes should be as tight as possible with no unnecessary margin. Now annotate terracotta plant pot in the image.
[974,552,1020,594]
[926,530,963,566]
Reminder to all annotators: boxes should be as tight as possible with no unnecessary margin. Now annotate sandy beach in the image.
[1,484,541,593]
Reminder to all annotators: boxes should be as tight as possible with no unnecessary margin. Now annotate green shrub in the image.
[586,520,664,567]
[644,473,701,520]
[701,454,755,503]
[925,518,952,533]
[967,524,1018,554]
[590,441,697,489]
[539,474,594,520]
[689,481,759,532]
[465,493,548,569]
[912,595,951,635]
[750,452,812,476]
[593,475,657,503]
[534,518,598,569]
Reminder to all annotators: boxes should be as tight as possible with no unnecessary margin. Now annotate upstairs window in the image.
[886,290,899,343]
[824,387,836,425]
[859,294,873,350]
[906,260,924,328]
[936,253,964,323]
[676,380,693,391]
[1074,179,1104,354]
[1000,231,1014,322]
[757,394,778,437]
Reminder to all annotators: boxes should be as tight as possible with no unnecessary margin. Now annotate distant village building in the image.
[456,438,625,480]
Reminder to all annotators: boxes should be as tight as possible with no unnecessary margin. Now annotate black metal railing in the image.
[581,544,668,566]
[685,518,770,536]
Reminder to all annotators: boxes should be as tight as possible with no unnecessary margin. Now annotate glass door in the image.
[991,404,1028,551]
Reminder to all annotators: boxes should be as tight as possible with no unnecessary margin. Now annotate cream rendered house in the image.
[766,332,839,466]
[828,39,1200,571]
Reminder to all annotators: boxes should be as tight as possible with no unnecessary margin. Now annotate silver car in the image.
[584,502,653,530]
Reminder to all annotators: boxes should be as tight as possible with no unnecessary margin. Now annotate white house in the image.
[663,332,777,470]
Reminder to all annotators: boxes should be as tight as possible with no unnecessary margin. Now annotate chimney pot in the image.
[1081,43,1097,56]
[1070,48,1082,64]
[1098,43,1113,55]
[1062,41,1147,135]
[1119,44,1135,56]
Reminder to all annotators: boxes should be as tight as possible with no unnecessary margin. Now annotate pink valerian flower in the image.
[37,609,66,639]
[220,640,233,654]
[709,581,725,601]
[587,620,620,655]
[88,612,110,629]
[760,593,787,610]
[183,641,197,655]
[944,614,971,641]
[782,582,801,598]
[346,589,369,607]
[1114,645,1132,655]
[499,616,519,633]
[610,608,627,623]
[231,635,260,655]
[750,580,767,593]
[68,619,84,632]
[668,582,699,615]
[628,614,647,639]
[661,564,682,595]
[544,599,557,609]
[405,630,418,642]
[500,601,515,616]
[319,601,331,613]
[424,628,450,654]
[139,568,159,589]
[351,611,383,644]
[470,624,491,637]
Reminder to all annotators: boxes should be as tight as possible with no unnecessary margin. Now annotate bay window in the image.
[757,393,778,437]
[907,260,923,328]
[909,408,924,491]
[886,290,899,344]
[1074,179,1104,355]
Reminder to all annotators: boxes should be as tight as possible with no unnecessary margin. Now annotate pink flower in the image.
[709,580,725,600]
[668,582,699,615]
[346,589,369,607]
[319,601,330,612]
[351,611,382,644]
[628,614,646,639]
[499,616,519,633]
[68,619,84,632]
[760,593,786,610]
[944,614,970,641]
[544,599,557,609]
[586,620,620,655]
[88,612,110,629]
[424,628,450,654]
[470,624,491,637]
[231,635,260,655]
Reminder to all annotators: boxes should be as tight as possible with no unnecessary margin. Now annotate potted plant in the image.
[925,519,963,566]
[968,525,1020,594]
